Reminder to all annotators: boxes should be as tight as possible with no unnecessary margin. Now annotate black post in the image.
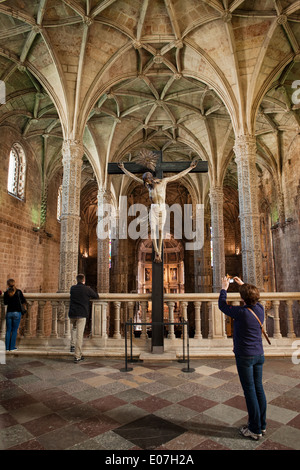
[120,321,133,372]
[182,321,195,373]
[151,245,164,353]
[151,152,164,353]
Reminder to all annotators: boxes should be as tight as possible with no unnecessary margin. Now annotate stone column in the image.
[167,301,175,339]
[97,189,111,293]
[110,208,128,294]
[273,300,282,339]
[194,301,202,339]
[286,300,296,339]
[209,186,225,292]
[113,301,121,339]
[58,140,83,292]
[234,135,263,289]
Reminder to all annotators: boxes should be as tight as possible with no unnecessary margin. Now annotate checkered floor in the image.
[0,354,299,450]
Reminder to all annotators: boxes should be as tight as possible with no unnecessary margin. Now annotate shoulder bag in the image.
[247,308,271,345]
[17,290,27,315]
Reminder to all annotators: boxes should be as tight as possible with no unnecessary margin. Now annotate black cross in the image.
[108,151,208,353]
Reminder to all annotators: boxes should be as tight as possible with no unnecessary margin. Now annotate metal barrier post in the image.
[128,318,143,363]
[178,321,187,364]
[120,320,194,373]
[182,321,195,373]
[120,321,133,372]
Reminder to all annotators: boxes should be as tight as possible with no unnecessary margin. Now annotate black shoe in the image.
[74,356,84,364]
[70,346,75,353]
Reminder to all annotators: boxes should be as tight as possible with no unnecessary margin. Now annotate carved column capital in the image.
[234,134,257,162]
[97,188,112,204]
[62,140,84,170]
[209,186,224,203]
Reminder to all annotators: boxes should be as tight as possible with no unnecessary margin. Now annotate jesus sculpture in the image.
[118,157,197,263]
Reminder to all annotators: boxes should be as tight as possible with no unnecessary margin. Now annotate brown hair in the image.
[7,278,16,297]
[76,274,85,283]
[239,283,260,305]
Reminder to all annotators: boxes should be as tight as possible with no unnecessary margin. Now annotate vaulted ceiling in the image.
[0,0,299,202]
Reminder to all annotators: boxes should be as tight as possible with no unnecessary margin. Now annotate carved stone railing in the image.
[0,292,299,358]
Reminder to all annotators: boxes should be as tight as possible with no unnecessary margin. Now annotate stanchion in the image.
[120,321,133,372]
[128,318,143,363]
[177,320,187,364]
[181,321,195,373]
[120,320,194,373]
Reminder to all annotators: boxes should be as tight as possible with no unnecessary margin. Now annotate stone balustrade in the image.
[0,292,299,358]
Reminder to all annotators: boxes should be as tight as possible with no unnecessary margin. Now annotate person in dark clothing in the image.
[69,274,99,363]
[3,279,26,351]
[218,276,267,441]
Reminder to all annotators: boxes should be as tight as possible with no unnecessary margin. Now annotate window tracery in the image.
[7,143,26,200]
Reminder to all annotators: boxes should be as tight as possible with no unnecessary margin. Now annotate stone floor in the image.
[0,354,299,451]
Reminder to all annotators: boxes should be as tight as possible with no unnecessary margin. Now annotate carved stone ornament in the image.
[277,15,288,25]
[58,140,84,291]
[209,186,225,292]
[234,135,263,288]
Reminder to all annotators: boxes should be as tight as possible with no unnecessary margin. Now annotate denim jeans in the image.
[235,354,267,434]
[5,311,22,351]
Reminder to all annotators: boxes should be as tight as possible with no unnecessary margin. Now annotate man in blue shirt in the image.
[218,276,267,441]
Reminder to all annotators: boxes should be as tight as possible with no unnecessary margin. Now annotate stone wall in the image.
[0,127,61,295]
[271,134,300,293]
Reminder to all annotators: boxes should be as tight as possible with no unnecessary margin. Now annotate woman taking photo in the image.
[4,279,26,352]
[218,276,267,441]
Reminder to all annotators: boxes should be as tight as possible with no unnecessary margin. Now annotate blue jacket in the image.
[218,289,264,356]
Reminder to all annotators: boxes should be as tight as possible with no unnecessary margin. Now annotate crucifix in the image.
[108,150,208,353]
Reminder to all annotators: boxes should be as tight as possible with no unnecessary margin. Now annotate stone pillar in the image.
[97,189,111,293]
[194,301,202,339]
[113,301,121,339]
[286,300,296,339]
[234,135,263,289]
[273,300,282,339]
[167,301,175,339]
[209,186,225,292]
[58,140,83,292]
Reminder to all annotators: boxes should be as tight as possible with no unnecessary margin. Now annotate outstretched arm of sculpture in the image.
[163,159,198,183]
[118,162,143,184]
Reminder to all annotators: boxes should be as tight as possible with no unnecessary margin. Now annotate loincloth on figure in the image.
[149,203,167,238]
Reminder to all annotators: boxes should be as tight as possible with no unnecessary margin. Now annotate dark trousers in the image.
[235,354,267,434]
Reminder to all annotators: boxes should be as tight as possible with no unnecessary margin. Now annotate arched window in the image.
[57,184,62,221]
[7,143,26,200]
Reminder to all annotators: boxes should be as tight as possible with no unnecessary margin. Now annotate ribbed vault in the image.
[0,0,299,201]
